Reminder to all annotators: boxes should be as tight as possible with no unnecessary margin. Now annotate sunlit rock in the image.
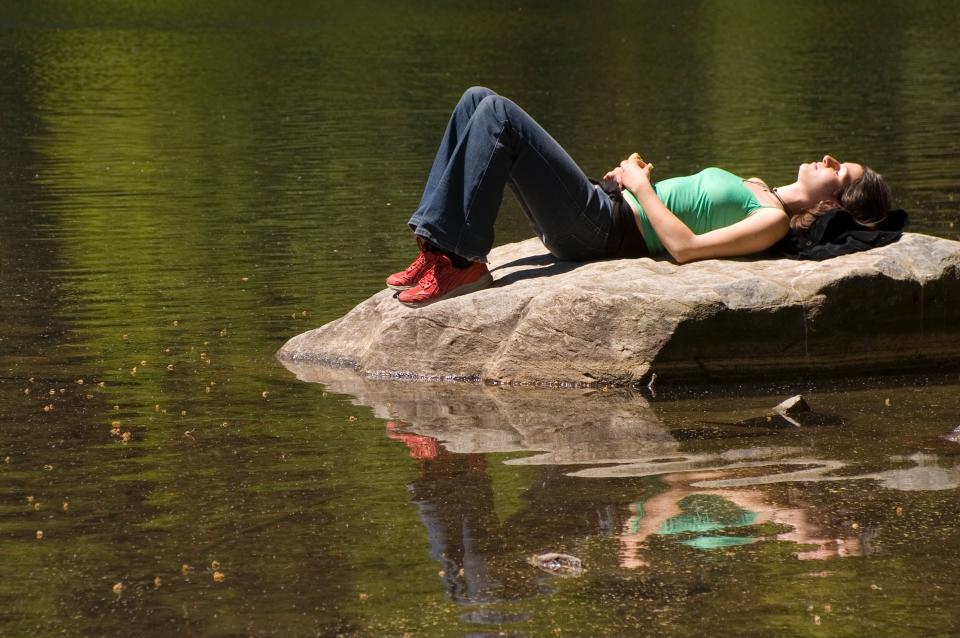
[279,233,960,386]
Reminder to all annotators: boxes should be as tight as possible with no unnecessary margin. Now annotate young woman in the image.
[387,87,893,307]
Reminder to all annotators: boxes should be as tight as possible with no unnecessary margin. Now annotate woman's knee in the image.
[461,86,496,105]
[474,93,514,123]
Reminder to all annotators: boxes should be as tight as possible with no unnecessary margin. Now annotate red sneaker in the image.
[386,239,437,290]
[397,255,493,307]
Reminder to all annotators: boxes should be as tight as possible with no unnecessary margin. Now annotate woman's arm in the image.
[620,160,790,264]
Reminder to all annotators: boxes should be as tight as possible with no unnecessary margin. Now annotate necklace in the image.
[743,179,790,213]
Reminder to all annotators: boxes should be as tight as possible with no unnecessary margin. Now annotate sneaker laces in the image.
[418,263,438,290]
[404,251,428,276]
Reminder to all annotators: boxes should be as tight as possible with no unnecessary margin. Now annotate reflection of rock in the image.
[862,453,960,491]
[278,233,960,386]
[945,426,960,444]
[285,363,678,463]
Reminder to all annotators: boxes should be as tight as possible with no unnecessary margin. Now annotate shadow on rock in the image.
[489,251,587,288]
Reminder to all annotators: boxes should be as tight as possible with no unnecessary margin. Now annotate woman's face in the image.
[798,155,863,202]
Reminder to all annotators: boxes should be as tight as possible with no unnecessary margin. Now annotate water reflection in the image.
[618,470,868,569]
[294,363,960,580]
[285,363,679,463]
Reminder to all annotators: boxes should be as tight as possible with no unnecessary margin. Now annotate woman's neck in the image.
[772,182,821,217]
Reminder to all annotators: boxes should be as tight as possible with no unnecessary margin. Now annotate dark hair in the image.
[790,167,893,231]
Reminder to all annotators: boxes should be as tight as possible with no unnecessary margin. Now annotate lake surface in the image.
[1,2,959,636]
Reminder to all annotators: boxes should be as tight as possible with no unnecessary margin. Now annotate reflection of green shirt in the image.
[621,168,765,255]
[657,494,757,535]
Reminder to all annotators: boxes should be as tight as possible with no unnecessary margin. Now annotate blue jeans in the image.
[407,87,617,262]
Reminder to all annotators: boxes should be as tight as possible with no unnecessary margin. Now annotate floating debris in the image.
[181,563,191,575]
[261,391,269,399]
[112,582,124,595]
[153,576,162,588]
[528,553,584,577]
[774,395,810,416]
[211,560,221,570]
[212,571,225,583]
[944,426,960,444]
[121,432,132,444]
[36,530,43,540]
[62,501,69,512]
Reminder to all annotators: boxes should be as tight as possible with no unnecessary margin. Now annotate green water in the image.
[2,1,960,636]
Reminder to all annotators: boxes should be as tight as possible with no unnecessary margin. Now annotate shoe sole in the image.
[386,282,414,291]
[398,272,494,307]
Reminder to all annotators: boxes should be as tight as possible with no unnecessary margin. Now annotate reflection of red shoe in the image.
[386,239,437,290]
[397,255,492,307]
[386,421,439,460]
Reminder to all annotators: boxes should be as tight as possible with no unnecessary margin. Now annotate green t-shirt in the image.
[621,167,766,255]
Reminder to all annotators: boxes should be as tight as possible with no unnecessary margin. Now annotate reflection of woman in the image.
[619,472,864,568]
[387,87,895,307]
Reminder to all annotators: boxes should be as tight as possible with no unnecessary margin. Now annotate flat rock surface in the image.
[278,233,960,386]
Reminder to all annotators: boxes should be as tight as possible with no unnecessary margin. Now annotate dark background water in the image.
[1,1,959,636]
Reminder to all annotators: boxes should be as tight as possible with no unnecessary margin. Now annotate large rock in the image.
[277,233,960,386]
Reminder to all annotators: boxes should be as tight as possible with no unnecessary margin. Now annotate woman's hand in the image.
[603,153,653,190]
[601,166,624,189]
[619,155,654,194]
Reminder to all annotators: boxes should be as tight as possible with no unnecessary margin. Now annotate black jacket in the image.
[771,208,910,260]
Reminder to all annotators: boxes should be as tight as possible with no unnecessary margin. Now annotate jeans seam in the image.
[456,116,509,256]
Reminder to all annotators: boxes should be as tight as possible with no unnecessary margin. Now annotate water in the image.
[1,1,959,635]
